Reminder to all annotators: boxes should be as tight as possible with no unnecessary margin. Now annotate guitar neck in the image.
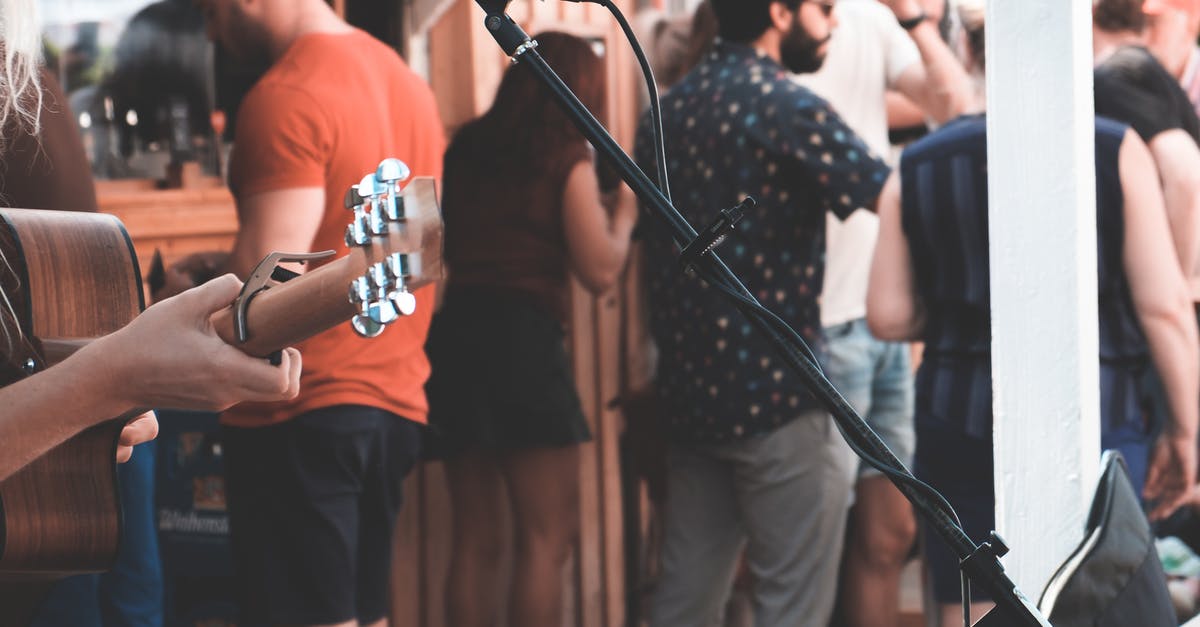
[210,249,374,357]
[44,177,441,361]
[41,242,438,363]
[208,176,441,356]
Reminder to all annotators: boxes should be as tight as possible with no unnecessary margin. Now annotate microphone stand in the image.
[471,2,1051,625]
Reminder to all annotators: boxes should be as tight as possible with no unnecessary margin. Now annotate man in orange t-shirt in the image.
[175,1,445,625]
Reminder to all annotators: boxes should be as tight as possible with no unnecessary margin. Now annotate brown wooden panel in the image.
[97,185,239,271]
[419,462,455,627]
[571,281,604,627]
[392,472,422,627]
[428,0,480,133]
[596,290,626,625]
[507,0,531,24]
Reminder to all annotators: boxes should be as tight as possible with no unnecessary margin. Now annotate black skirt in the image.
[424,288,591,458]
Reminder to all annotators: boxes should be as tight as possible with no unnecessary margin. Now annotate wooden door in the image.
[392,2,642,626]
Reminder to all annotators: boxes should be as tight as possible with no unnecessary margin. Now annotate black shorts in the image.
[424,288,591,457]
[222,405,422,626]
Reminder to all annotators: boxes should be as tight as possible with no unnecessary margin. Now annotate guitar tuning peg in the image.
[346,253,421,338]
[383,252,417,316]
[375,159,409,222]
[348,275,388,338]
[359,173,385,198]
[352,298,400,338]
[391,289,417,316]
[376,158,410,184]
[385,252,421,282]
[344,186,365,210]
[352,314,386,338]
[345,215,370,247]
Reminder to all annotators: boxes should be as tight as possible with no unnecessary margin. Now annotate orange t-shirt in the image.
[221,29,445,428]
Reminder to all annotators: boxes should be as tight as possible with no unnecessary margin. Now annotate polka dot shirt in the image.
[635,41,890,443]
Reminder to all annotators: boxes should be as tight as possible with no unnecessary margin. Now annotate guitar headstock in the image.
[343,158,444,338]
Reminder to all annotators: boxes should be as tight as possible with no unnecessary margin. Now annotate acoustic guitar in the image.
[0,164,441,624]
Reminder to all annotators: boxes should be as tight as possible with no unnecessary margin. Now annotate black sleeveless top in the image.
[900,115,1148,438]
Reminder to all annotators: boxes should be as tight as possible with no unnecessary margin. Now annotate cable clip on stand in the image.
[677,197,753,273]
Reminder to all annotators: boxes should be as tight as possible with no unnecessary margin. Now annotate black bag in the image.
[1037,450,1175,626]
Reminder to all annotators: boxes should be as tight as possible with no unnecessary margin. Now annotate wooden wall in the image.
[97,182,235,269]
[392,2,642,625]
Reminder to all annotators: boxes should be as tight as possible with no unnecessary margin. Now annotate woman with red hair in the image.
[425,31,638,627]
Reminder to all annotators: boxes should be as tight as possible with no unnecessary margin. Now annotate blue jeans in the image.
[31,440,163,627]
[823,318,915,476]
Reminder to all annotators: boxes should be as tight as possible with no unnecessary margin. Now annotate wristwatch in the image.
[899,11,928,31]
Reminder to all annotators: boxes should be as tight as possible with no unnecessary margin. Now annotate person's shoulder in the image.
[903,115,985,161]
[270,29,408,85]
[838,0,902,29]
[240,71,322,118]
[1113,45,1159,67]
[767,79,837,118]
[1097,45,1162,80]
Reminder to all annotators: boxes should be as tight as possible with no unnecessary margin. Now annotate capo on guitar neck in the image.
[232,250,336,360]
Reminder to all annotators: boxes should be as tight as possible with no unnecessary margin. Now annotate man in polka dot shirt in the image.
[635,0,890,624]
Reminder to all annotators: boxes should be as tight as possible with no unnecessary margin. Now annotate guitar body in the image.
[0,210,142,598]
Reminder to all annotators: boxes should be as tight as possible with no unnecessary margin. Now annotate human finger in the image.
[223,346,302,402]
[1144,464,1163,501]
[281,347,302,399]
[117,412,159,463]
[170,273,243,317]
[1150,484,1187,521]
[119,412,160,447]
[1144,440,1168,501]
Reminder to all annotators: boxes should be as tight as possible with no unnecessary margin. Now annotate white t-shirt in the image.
[792,0,920,327]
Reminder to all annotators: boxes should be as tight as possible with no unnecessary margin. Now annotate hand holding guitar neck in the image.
[153,158,442,356]
[210,158,444,355]
[86,273,302,412]
[0,157,444,582]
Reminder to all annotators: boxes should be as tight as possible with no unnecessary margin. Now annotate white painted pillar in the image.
[986,0,1100,597]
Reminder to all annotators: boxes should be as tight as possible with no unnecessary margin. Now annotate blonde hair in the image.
[0,0,40,351]
[0,0,42,148]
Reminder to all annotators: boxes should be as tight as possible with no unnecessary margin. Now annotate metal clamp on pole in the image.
[678,197,753,273]
[510,38,539,64]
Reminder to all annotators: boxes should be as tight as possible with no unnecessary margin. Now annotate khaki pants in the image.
[649,410,857,627]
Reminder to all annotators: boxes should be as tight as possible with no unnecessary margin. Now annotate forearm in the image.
[887,91,927,130]
[1160,179,1200,296]
[0,343,131,481]
[1149,131,1200,297]
[1143,301,1200,441]
[225,188,327,281]
[904,21,973,123]
[597,197,639,283]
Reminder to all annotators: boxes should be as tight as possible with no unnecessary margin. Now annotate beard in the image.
[780,15,830,74]
[223,6,273,69]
